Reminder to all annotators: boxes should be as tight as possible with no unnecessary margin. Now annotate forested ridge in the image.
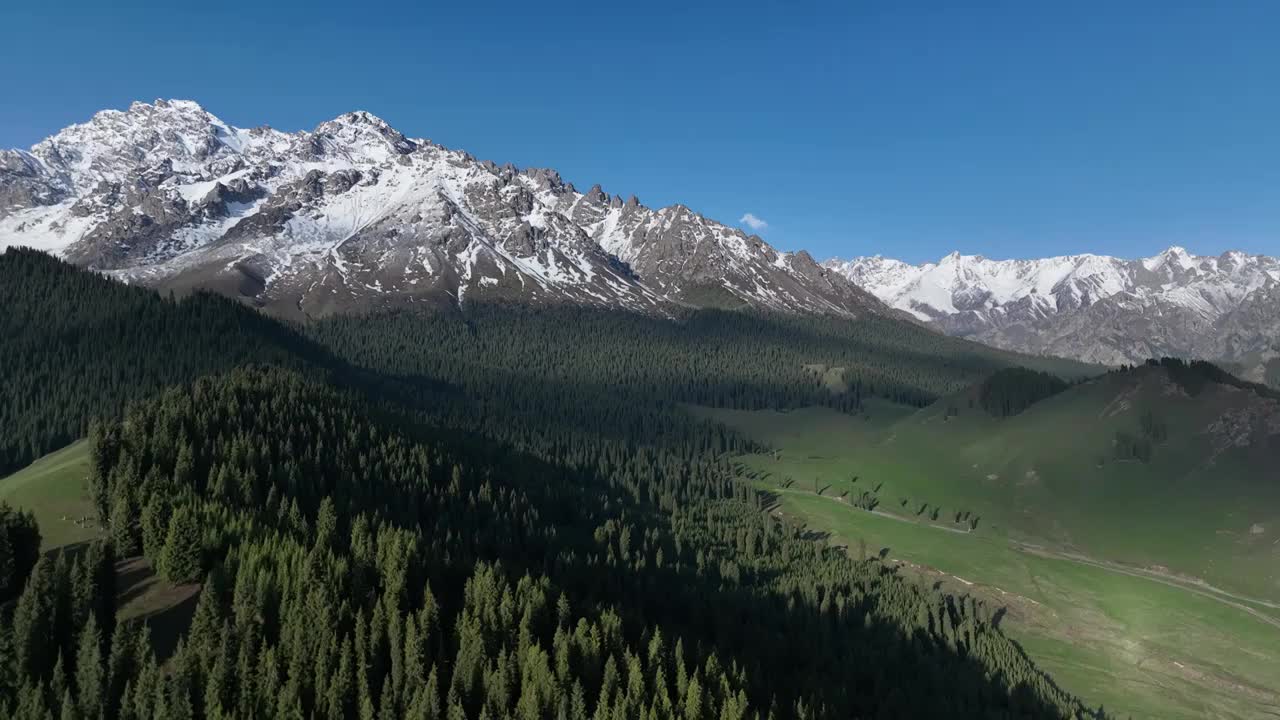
[306,303,1094,457]
[312,303,1095,410]
[0,248,466,477]
[0,248,1092,479]
[0,248,324,476]
[0,249,1107,718]
[2,370,1100,718]
[977,368,1070,418]
[1133,357,1280,401]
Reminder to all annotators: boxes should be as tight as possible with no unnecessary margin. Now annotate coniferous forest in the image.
[0,248,1106,719]
[977,368,1070,418]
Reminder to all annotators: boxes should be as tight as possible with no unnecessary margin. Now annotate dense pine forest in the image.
[306,304,1095,458]
[0,248,1106,718]
[0,249,1092,478]
[0,248,325,476]
[977,368,1070,418]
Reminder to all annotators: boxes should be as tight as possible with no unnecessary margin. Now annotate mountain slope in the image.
[0,253,1106,718]
[0,246,1097,482]
[798,361,1280,600]
[0,99,882,319]
[698,371,1280,720]
[0,246,341,475]
[0,366,1096,719]
[826,248,1280,368]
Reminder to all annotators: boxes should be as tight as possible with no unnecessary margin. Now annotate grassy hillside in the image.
[771,491,1280,720]
[0,440,96,549]
[699,364,1280,602]
[694,365,1280,719]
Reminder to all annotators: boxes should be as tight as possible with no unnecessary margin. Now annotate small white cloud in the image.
[739,213,768,232]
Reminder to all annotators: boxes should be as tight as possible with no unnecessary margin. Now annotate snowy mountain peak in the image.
[824,247,1280,367]
[23,99,250,197]
[136,98,207,113]
[1143,245,1196,272]
[313,110,418,158]
[1,99,885,321]
[329,110,395,130]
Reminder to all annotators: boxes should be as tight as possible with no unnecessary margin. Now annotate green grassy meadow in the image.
[695,385,1280,720]
[697,368,1280,604]
[780,491,1280,719]
[0,439,98,549]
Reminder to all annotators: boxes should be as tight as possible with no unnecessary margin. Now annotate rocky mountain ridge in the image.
[825,248,1280,376]
[0,99,881,319]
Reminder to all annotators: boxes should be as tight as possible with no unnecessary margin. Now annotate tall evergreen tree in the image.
[73,617,104,720]
[160,508,203,585]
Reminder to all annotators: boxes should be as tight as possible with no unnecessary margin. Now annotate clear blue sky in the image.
[2,1,1276,263]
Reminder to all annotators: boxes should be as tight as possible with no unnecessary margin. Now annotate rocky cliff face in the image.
[0,100,884,320]
[826,248,1280,374]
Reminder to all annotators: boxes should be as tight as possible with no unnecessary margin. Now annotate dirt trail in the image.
[1012,544,1280,630]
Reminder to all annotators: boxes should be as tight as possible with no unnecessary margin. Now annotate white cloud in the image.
[739,213,768,232]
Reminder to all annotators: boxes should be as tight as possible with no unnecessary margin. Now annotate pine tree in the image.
[204,645,231,720]
[185,575,224,663]
[109,482,141,556]
[0,617,16,712]
[0,503,41,603]
[74,616,104,720]
[73,541,116,646]
[316,497,338,551]
[424,667,442,720]
[0,524,12,604]
[160,508,202,584]
[106,622,135,720]
[173,442,195,488]
[59,689,79,720]
[139,496,171,560]
[12,555,55,681]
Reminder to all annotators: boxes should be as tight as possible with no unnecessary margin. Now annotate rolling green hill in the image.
[696,362,1280,719]
[0,440,95,550]
[703,362,1280,602]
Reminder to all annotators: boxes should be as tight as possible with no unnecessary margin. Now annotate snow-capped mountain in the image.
[0,99,879,319]
[825,248,1280,371]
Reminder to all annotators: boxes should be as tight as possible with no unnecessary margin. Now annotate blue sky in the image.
[2,1,1276,263]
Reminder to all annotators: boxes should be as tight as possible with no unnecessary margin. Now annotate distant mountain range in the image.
[825,248,1280,380]
[0,100,880,319]
[4,99,1276,383]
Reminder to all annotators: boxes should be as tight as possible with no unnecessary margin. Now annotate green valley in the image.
[694,364,1280,719]
[0,249,1112,720]
[3,25,1278,719]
